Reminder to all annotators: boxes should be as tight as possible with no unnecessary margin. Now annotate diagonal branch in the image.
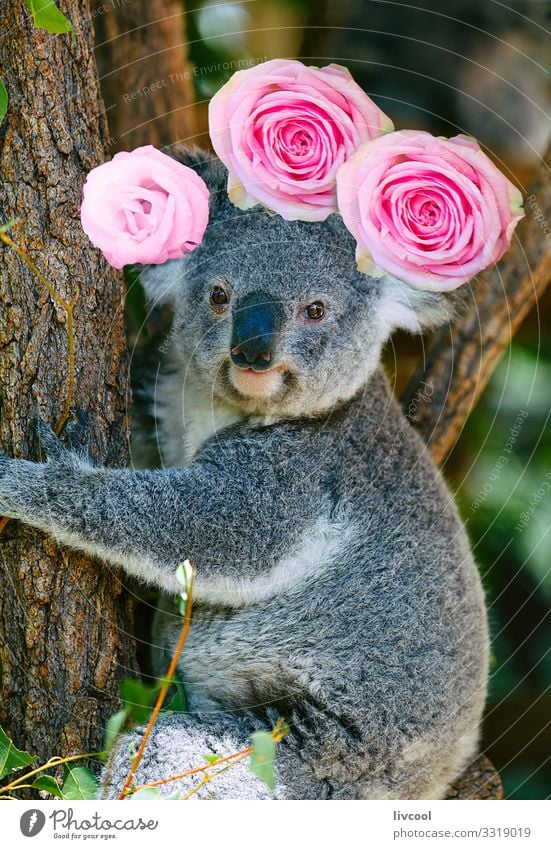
[402,141,551,465]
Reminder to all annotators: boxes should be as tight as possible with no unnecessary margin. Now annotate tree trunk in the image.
[91,0,196,151]
[403,142,551,463]
[0,1,136,760]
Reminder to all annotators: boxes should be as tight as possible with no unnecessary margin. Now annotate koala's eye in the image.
[303,301,325,321]
[210,284,229,307]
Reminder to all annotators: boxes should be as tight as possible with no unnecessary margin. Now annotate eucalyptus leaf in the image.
[102,708,129,759]
[61,766,98,800]
[128,787,162,800]
[0,219,20,234]
[249,731,276,792]
[24,0,74,34]
[120,678,160,724]
[0,725,37,781]
[165,679,187,714]
[165,789,183,799]
[32,774,64,798]
[0,79,7,124]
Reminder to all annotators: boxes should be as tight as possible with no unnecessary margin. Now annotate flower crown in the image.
[80,58,524,292]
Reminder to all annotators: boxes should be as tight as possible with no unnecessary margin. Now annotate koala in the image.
[0,149,488,800]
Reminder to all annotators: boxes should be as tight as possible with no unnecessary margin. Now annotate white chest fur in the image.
[193,514,354,606]
[155,371,243,466]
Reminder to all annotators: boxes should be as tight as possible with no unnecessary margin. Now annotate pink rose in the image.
[336,130,524,290]
[208,58,393,222]
[80,145,210,269]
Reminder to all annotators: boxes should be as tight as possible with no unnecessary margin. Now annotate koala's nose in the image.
[230,292,284,371]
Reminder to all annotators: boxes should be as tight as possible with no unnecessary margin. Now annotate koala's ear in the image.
[138,259,186,307]
[139,147,230,306]
[377,275,466,335]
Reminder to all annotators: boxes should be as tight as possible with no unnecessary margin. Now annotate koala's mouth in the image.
[215,360,295,408]
[228,362,286,400]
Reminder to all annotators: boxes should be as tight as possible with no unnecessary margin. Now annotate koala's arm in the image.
[0,425,317,598]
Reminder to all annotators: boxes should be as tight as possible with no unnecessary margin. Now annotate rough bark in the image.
[0,1,136,760]
[402,142,551,463]
[91,0,196,151]
[446,754,503,800]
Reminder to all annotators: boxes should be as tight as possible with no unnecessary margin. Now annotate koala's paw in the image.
[64,408,91,456]
[36,411,93,467]
[0,412,92,525]
[0,453,45,522]
[35,419,71,462]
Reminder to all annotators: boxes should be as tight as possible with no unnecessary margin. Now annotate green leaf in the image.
[249,731,276,792]
[176,559,194,616]
[0,79,7,124]
[129,786,182,800]
[120,678,160,724]
[0,726,37,781]
[24,0,74,34]
[165,679,187,714]
[128,787,162,800]
[118,673,187,728]
[32,774,64,798]
[61,766,98,800]
[165,789,182,799]
[101,708,129,759]
[203,754,222,765]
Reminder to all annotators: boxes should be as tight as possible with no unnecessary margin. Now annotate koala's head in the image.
[141,148,458,419]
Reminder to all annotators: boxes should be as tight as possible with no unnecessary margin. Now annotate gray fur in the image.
[0,149,488,799]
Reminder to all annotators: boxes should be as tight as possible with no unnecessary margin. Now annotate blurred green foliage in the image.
[452,336,551,799]
[186,0,310,98]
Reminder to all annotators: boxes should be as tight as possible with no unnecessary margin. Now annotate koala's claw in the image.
[64,408,90,453]
[35,410,91,464]
[35,419,69,462]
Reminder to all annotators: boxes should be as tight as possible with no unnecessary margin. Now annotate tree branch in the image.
[402,141,551,464]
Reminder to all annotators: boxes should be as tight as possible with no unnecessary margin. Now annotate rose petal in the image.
[80,147,210,268]
[209,58,393,220]
[336,129,524,291]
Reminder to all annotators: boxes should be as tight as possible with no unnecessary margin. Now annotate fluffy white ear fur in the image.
[378,274,461,335]
[138,147,226,307]
[139,259,186,307]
